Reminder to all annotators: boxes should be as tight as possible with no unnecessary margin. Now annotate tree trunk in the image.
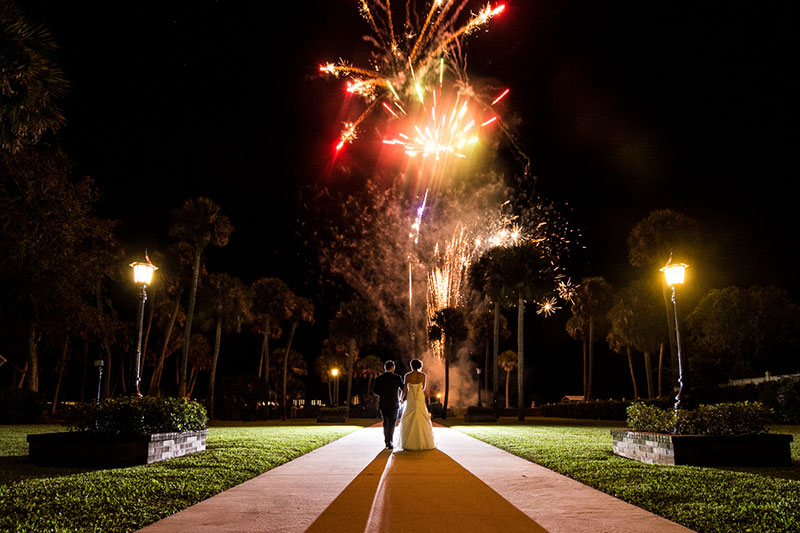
[179,248,202,398]
[208,316,222,419]
[79,338,89,403]
[188,366,198,397]
[261,315,271,417]
[24,321,39,392]
[626,347,639,399]
[505,370,511,408]
[102,341,112,399]
[582,337,588,399]
[149,296,181,396]
[443,340,450,420]
[517,296,525,421]
[346,338,356,408]
[142,288,155,377]
[327,380,333,406]
[658,342,665,397]
[587,317,594,401]
[643,350,654,398]
[51,336,69,415]
[492,301,500,409]
[483,339,490,398]
[281,321,298,421]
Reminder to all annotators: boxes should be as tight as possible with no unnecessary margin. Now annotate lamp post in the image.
[130,254,158,397]
[660,256,688,415]
[476,368,482,407]
[331,368,340,406]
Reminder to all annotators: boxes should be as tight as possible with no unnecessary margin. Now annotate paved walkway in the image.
[139,425,693,533]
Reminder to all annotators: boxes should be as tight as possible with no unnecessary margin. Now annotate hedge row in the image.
[626,401,772,435]
[697,377,800,423]
[539,398,673,421]
[64,396,207,435]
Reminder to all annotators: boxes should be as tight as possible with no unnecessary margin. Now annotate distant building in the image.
[561,395,584,402]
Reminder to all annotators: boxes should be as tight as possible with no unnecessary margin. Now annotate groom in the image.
[371,360,404,449]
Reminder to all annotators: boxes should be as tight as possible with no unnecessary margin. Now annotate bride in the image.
[395,358,435,451]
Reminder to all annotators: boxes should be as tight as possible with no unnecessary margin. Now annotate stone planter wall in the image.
[27,430,208,467]
[611,429,793,466]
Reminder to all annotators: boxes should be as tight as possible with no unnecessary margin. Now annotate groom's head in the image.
[384,360,395,372]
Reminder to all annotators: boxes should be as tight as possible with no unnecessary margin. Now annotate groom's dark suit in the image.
[372,370,404,448]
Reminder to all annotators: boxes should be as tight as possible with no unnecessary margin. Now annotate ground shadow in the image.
[308,444,546,532]
[0,456,94,484]
[306,449,392,532]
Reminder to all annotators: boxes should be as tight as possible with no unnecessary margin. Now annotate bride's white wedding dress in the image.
[395,382,435,451]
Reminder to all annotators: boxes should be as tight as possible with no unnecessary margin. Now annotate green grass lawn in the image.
[451,418,800,533]
[0,421,369,532]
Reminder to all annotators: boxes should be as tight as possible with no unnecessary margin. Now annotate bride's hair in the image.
[410,359,423,371]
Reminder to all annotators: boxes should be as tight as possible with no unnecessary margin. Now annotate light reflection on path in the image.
[308,442,546,532]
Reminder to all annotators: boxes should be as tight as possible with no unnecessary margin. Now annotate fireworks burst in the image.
[426,224,479,358]
[320,1,507,151]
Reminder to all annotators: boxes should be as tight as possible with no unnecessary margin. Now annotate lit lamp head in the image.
[331,368,339,377]
[130,255,158,286]
[660,257,688,287]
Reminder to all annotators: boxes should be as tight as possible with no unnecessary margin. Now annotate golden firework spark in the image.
[320,1,507,151]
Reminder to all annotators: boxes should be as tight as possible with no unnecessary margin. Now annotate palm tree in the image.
[469,309,510,401]
[627,209,699,383]
[315,341,346,406]
[281,295,314,420]
[329,300,375,411]
[608,279,667,398]
[186,333,211,398]
[251,277,292,412]
[480,242,559,420]
[0,0,69,152]
[199,272,251,418]
[606,328,639,400]
[271,348,308,410]
[355,354,384,403]
[169,197,233,398]
[428,307,468,420]
[569,277,613,400]
[498,349,517,408]
[469,254,507,409]
[148,243,193,396]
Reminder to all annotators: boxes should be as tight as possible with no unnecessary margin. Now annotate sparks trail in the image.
[320,1,507,152]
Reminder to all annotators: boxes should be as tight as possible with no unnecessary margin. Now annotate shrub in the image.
[696,402,771,436]
[0,387,41,423]
[626,401,771,435]
[627,403,674,433]
[65,396,207,435]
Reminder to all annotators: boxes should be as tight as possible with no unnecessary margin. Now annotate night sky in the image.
[18,1,800,400]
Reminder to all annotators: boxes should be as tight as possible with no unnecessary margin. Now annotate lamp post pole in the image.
[134,283,148,397]
[669,285,685,413]
[332,368,340,406]
[130,255,158,397]
[661,255,689,417]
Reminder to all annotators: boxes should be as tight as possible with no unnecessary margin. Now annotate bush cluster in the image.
[626,401,772,435]
[0,387,41,423]
[697,377,800,423]
[540,399,672,421]
[65,396,207,435]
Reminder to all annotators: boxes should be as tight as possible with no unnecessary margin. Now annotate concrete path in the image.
[140,425,693,533]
